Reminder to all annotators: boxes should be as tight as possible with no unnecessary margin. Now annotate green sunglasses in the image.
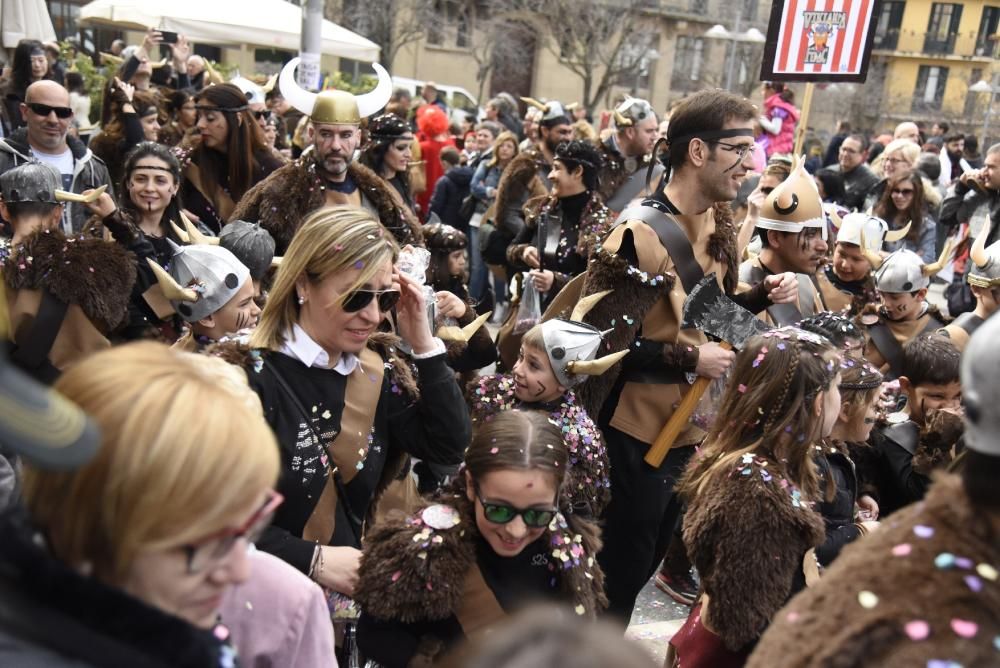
[474,484,558,528]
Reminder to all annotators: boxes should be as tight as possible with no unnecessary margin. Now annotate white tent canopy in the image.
[78,0,380,62]
[2,0,57,48]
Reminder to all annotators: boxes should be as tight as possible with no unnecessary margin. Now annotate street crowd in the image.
[0,27,998,668]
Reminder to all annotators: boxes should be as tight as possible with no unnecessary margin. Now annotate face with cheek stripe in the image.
[512,344,567,404]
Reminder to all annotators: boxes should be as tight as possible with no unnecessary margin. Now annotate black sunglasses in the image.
[26,102,74,119]
[342,288,400,313]
[474,485,557,528]
[252,110,272,120]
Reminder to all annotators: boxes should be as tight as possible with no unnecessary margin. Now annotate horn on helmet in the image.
[970,221,992,268]
[146,259,199,302]
[520,97,551,113]
[565,349,630,377]
[859,231,884,270]
[181,213,220,245]
[262,73,279,94]
[54,184,107,203]
[613,108,633,128]
[278,57,318,117]
[355,63,393,118]
[827,207,843,229]
[884,220,912,243]
[169,220,191,243]
[922,239,955,277]
[436,311,491,342]
[570,289,612,322]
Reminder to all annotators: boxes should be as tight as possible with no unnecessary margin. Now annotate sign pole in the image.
[793,82,815,155]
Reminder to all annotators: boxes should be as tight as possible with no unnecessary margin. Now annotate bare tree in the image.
[465,5,536,102]
[335,0,437,68]
[535,0,657,115]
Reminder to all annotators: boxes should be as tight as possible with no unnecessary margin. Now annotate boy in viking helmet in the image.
[856,244,952,379]
[739,155,828,325]
[939,222,1000,351]
[467,291,627,520]
[147,240,260,353]
[817,212,910,315]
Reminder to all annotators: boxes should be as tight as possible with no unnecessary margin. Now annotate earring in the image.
[298,295,305,305]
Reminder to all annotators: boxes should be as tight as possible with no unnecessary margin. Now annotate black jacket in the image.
[939,180,1000,247]
[814,443,862,568]
[429,166,473,230]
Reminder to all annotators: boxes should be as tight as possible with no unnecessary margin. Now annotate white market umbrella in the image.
[77,0,380,62]
[2,0,57,48]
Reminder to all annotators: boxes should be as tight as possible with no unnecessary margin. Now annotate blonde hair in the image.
[487,131,520,169]
[22,342,280,582]
[250,207,399,351]
[872,138,920,178]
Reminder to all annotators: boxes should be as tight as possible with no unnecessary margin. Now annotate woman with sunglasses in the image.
[354,410,606,667]
[873,169,939,263]
[0,342,280,666]
[178,83,282,233]
[236,207,469,601]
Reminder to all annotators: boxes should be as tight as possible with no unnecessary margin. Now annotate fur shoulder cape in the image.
[230,159,422,253]
[747,474,1000,667]
[354,491,606,624]
[492,150,548,231]
[3,228,136,333]
[683,452,825,651]
[595,139,654,205]
[465,373,611,518]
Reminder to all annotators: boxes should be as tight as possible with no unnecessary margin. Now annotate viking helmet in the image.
[833,212,910,253]
[279,57,392,126]
[520,97,570,128]
[961,312,1000,456]
[219,220,276,281]
[872,246,952,293]
[147,243,250,322]
[756,155,827,239]
[967,222,1000,289]
[538,290,629,388]
[230,76,266,106]
[612,96,654,129]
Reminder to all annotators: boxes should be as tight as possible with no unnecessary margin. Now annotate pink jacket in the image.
[763,94,800,157]
[221,549,337,668]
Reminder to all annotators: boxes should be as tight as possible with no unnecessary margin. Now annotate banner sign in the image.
[760,0,883,82]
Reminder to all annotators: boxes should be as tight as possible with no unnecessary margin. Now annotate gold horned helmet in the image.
[756,155,826,238]
[279,57,392,126]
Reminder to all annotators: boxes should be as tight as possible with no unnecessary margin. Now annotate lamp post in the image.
[970,77,998,145]
[705,23,766,92]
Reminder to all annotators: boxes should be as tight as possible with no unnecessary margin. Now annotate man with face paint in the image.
[858,247,950,380]
[597,96,663,215]
[539,89,801,621]
[739,155,828,325]
[231,58,422,254]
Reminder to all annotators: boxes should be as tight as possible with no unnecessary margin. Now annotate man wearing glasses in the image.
[547,89,799,622]
[834,133,880,212]
[0,80,112,233]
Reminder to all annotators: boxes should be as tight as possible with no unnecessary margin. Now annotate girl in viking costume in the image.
[667,328,839,666]
[360,113,417,216]
[468,290,626,519]
[939,221,1000,351]
[354,410,606,667]
[221,207,469,602]
[817,212,910,316]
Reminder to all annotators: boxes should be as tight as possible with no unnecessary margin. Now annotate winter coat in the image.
[0,506,236,668]
[882,213,938,264]
[813,442,863,568]
[0,129,113,233]
[417,136,456,217]
[430,166,473,230]
[470,161,502,203]
[748,474,1000,667]
[762,94,800,157]
[940,179,1000,247]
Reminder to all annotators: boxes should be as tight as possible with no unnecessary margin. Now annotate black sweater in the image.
[247,348,470,572]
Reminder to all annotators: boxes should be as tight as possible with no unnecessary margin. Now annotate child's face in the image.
[447,249,466,276]
[901,379,962,424]
[879,289,925,321]
[837,390,880,442]
[512,345,565,403]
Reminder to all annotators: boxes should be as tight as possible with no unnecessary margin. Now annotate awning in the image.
[2,0,57,48]
[77,0,380,62]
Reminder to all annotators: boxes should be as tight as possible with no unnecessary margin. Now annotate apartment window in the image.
[742,0,759,21]
[427,0,471,48]
[689,0,708,13]
[913,65,948,112]
[925,3,963,54]
[976,7,1000,57]
[671,36,704,91]
[873,1,905,50]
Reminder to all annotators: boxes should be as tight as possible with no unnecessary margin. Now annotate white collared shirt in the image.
[280,323,360,375]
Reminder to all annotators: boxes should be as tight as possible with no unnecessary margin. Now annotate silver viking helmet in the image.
[538,290,629,388]
[967,221,1000,289]
[230,76,266,106]
[961,311,1000,456]
[147,243,250,322]
[872,245,952,293]
[612,96,654,129]
[833,212,909,253]
[279,57,392,126]
[520,97,570,127]
[219,219,275,281]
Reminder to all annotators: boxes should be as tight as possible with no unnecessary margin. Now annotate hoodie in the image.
[429,165,474,230]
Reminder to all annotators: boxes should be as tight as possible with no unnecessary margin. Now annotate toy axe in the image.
[644,274,771,467]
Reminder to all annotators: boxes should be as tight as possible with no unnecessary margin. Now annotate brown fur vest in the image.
[489,149,549,235]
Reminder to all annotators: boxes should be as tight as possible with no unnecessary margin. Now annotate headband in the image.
[667,127,755,147]
[554,149,597,171]
[194,102,248,113]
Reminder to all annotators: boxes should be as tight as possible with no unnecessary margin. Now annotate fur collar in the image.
[3,228,136,333]
[355,489,606,624]
[0,506,234,668]
[707,201,739,294]
[465,374,611,518]
[493,150,548,228]
[596,138,654,204]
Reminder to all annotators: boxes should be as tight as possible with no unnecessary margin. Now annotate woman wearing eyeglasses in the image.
[178,83,283,234]
[235,207,469,600]
[354,410,606,668]
[862,138,920,213]
[0,342,280,666]
[873,169,939,263]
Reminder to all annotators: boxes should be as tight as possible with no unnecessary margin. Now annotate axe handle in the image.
[644,341,733,468]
